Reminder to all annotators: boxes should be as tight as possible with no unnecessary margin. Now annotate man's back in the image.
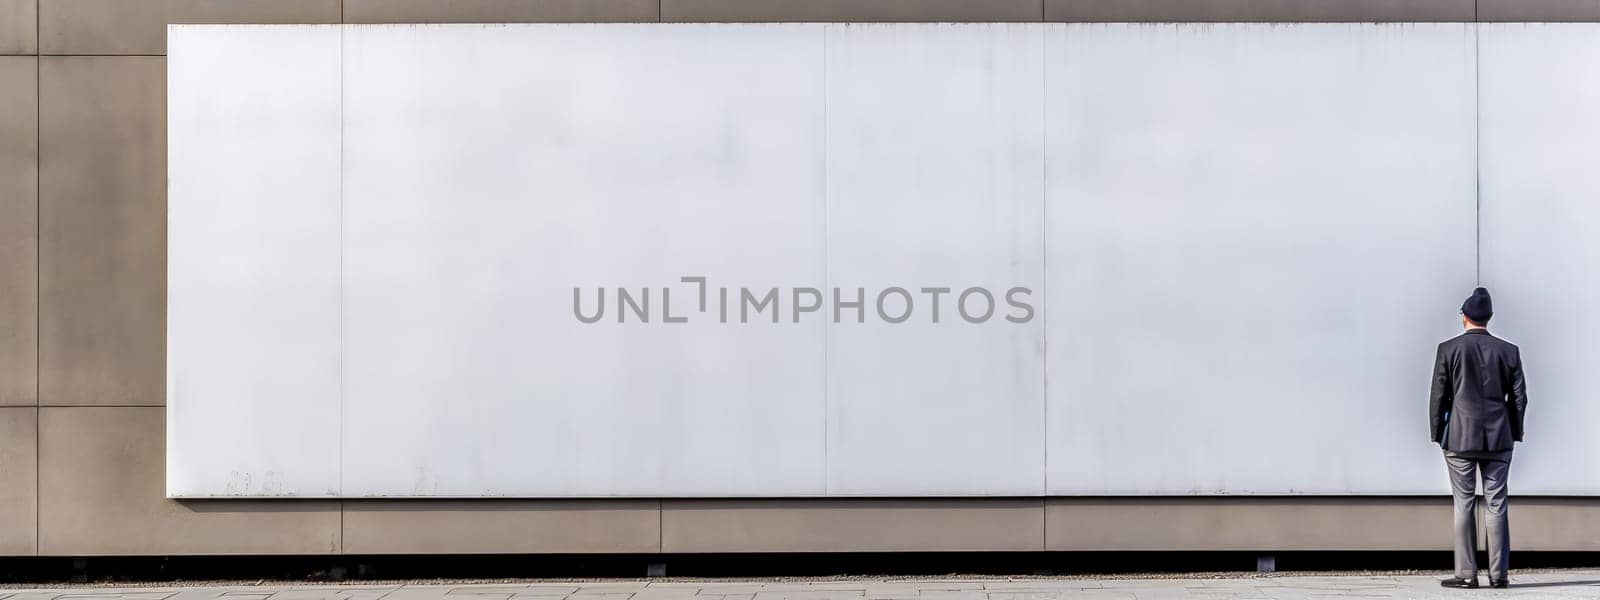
[1430,329,1527,453]
[1434,288,1526,589]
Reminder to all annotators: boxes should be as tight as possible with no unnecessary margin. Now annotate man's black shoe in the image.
[1440,577,1480,589]
[1490,579,1509,589]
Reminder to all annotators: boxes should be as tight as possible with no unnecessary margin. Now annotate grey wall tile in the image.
[1045,0,1475,22]
[343,0,658,23]
[663,499,1044,552]
[40,0,339,55]
[0,407,37,555]
[37,407,341,555]
[1480,0,1600,22]
[1512,498,1600,550]
[1047,497,1453,550]
[0,0,36,54]
[662,0,1042,22]
[39,56,164,407]
[343,500,661,554]
[0,56,35,407]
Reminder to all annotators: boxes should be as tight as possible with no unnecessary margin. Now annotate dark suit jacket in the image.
[1430,329,1528,452]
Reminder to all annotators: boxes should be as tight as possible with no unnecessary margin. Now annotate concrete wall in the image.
[6,0,1600,556]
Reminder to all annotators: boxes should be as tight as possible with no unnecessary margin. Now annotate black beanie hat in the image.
[1462,287,1493,324]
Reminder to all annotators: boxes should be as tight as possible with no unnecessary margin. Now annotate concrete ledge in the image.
[1510,498,1600,551]
[661,0,1043,23]
[342,500,662,554]
[1047,497,1454,551]
[2,494,1597,556]
[662,499,1046,552]
[17,0,1600,50]
[343,0,659,24]
[1045,0,1475,22]
[1480,0,1600,22]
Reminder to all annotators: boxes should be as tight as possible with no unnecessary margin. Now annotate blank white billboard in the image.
[168,23,1593,498]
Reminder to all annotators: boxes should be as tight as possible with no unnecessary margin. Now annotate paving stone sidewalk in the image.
[5,572,1600,600]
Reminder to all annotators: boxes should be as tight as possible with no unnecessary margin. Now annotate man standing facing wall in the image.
[1431,287,1529,589]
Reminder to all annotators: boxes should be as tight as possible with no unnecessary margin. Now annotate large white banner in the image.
[168,23,1593,498]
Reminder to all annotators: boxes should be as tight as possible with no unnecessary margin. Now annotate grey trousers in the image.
[1444,449,1513,581]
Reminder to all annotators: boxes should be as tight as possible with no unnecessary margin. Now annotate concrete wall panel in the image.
[338,24,827,497]
[1478,23,1600,496]
[1480,0,1600,22]
[38,407,341,556]
[343,0,658,23]
[663,499,1044,552]
[0,407,37,555]
[40,0,338,55]
[6,4,1600,558]
[39,56,166,407]
[1043,24,1477,495]
[662,0,1041,23]
[822,24,1045,496]
[1045,0,1474,22]
[343,500,661,554]
[0,0,35,54]
[0,56,35,407]
[1513,498,1600,551]
[165,26,342,498]
[1046,498,1451,551]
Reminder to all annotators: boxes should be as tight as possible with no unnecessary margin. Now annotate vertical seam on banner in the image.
[1039,24,1050,505]
[338,8,348,545]
[1473,20,1481,286]
[821,24,830,495]
[338,1,347,543]
[338,21,347,507]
